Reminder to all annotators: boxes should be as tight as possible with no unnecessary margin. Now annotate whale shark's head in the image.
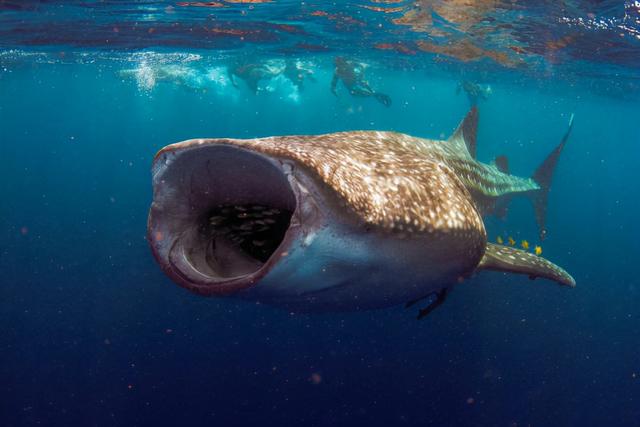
[147,139,334,297]
[148,133,488,307]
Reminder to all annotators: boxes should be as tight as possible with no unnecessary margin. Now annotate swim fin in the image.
[374,92,392,107]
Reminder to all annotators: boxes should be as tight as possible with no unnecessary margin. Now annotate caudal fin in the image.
[529,114,574,240]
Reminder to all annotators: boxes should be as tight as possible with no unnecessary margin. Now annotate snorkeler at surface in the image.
[228,58,284,94]
[119,64,207,91]
[330,57,392,107]
[457,80,492,106]
[283,59,315,91]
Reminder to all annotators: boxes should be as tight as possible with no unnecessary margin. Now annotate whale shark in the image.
[147,107,575,318]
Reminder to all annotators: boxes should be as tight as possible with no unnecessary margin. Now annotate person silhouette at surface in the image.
[283,59,315,91]
[228,57,283,94]
[330,57,392,107]
[456,80,492,106]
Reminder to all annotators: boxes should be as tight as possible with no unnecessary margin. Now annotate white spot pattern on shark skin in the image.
[241,132,486,239]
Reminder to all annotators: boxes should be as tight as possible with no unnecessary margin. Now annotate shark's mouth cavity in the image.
[205,204,293,268]
[148,143,297,296]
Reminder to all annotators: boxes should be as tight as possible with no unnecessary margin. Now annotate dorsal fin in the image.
[448,106,478,159]
[477,243,575,287]
[494,155,509,173]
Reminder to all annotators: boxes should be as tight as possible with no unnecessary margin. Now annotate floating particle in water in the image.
[309,372,322,385]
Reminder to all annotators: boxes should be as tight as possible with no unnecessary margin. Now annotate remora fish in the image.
[147,107,575,318]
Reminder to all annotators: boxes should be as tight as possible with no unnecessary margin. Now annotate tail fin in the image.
[530,114,574,240]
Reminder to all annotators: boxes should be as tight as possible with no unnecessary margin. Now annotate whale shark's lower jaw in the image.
[148,141,310,297]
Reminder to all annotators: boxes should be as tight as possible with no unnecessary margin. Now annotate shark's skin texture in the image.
[148,108,574,314]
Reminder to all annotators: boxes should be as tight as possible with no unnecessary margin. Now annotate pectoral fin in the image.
[477,243,575,287]
[405,288,449,320]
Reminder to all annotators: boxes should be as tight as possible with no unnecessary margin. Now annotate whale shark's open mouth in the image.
[148,142,297,296]
[205,204,292,268]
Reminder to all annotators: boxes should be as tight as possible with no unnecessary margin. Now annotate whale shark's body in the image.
[148,108,574,317]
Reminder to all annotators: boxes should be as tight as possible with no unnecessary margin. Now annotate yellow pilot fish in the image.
[496,236,504,245]
[521,240,529,250]
[508,236,516,246]
[534,246,542,256]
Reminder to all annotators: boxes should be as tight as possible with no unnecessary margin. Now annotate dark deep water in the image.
[2,1,640,426]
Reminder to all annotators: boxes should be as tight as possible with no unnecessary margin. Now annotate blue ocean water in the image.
[1,1,640,426]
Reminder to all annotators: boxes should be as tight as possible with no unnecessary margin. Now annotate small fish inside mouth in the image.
[203,204,293,264]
